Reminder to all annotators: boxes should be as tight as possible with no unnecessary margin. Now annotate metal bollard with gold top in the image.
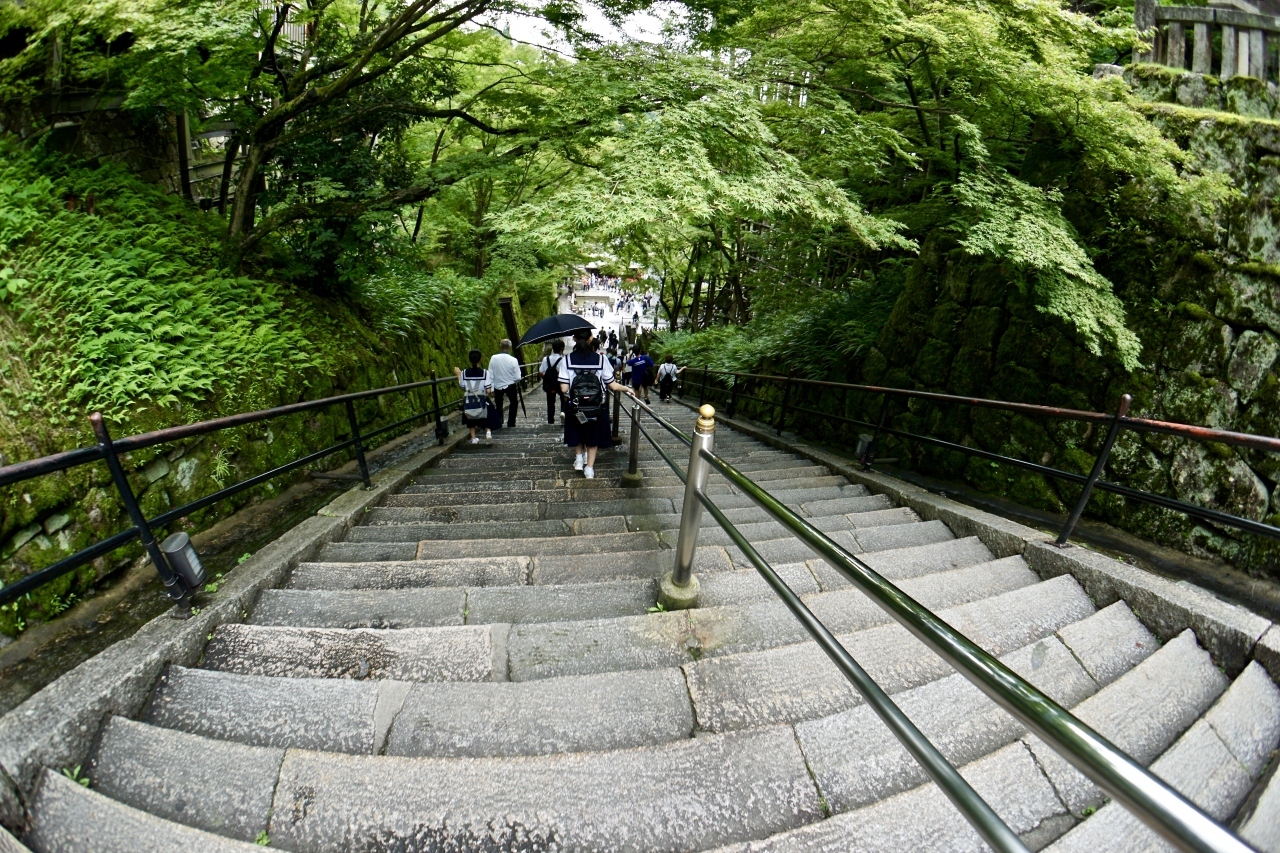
[659,404,715,610]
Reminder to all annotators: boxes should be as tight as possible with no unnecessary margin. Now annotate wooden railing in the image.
[1136,0,1279,83]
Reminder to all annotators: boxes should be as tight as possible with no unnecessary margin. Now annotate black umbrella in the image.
[517,314,597,348]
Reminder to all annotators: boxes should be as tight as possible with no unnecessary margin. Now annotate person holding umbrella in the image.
[560,331,633,479]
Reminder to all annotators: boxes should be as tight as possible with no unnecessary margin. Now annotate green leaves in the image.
[0,143,328,421]
[949,169,1141,369]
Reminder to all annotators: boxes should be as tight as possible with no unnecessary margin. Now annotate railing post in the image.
[662,404,714,610]
[612,388,623,445]
[622,398,643,488]
[89,413,190,609]
[699,367,708,405]
[430,370,448,445]
[775,370,794,436]
[861,394,891,470]
[1056,394,1132,546]
[344,399,373,489]
[728,376,739,419]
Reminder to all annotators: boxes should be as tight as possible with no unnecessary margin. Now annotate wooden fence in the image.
[1136,0,1279,83]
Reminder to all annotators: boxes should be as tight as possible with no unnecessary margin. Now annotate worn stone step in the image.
[139,667,695,759]
[384,668,695,757]
[508,556,1042,682]
[201,623,499,681]
[630,506,918,534]
[530,545,735,584]
[799,494,894,516]
[656,513,924,549]
[414,457,812,485]
[722,633,1240,852]
[290,555,530,589]
[385,483,863,506]
[1021,629,1231,819]
[254,578,660,628]
[684,574,1092,733]
[364,497,682,526]
[268,725,820,852]
[1047,660,1280,853]
[318,530,663,563]
[795,603,1158,814]
[56,724,826,852]
[807,536,995,589]
[714,519,957,568]
[145,665,382,753]
[415,530,663,560]
[1238,714,1280,852]
[347,516,629,540]
[24,769,263,853]
[87,716,278,843]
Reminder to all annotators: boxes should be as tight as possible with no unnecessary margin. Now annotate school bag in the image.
[462,370,488,419]
[567,356,607,423]
[541,356,563,393]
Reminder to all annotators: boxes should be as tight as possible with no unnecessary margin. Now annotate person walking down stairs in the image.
[489,339,522,430]
[539,339,566,425]
[627,345,655,404]
[657,354,684,403]
[561,331,633,479]
[453,349,493,444]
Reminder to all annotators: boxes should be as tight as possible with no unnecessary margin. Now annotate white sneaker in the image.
[573,453,585,471]
[470,437,480,445]
[583,466,594,479]
[485,429,492,440]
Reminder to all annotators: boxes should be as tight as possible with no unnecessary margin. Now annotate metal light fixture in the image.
[159,532,206,590]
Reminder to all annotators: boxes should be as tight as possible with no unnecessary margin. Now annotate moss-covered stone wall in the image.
[849,71,1280,579]
[0,289,546,638]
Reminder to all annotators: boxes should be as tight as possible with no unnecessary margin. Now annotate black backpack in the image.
[541,356,563,393]
[568,356,606,423]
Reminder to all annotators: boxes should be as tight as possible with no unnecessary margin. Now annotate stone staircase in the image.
[14,408,1280,852]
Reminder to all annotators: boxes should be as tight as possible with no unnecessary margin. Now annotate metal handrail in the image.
[0,361,542,608]
[627,400,1252,853]
[683,367,1280,545]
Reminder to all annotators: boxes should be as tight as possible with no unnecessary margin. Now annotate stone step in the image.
[1238,709,1280,852]
[201,623,499,681]
[628,505,917,534]
[506,557,1041,682]
[654,513,925,549]
[363,499,685,526]
[145,666,382,753]
[290,725,824,851]
[289,555,531,589]
[414,457,813,484]
[386,483,864,506]
[684,574,1093,733]
[795,603,1158,814]
[290,546,736,590]
[713,519,957,568]
[391,482,735,503]
[87,716,279,843]
[1047,660,1280,853]
[704,629,1236,853]
[317,530,662,563]
[346,516,628,541]
[806,536,995,588]
[140,666,695,758]
[24,769,264,853]
[253,578,659,628]
[222,555,1038,686]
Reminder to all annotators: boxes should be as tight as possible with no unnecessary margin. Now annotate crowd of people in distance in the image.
[453,331,686,480]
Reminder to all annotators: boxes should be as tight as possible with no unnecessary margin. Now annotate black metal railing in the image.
[622,395,1253,853]
[0,364,541,610]
[678,368,1280,546]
